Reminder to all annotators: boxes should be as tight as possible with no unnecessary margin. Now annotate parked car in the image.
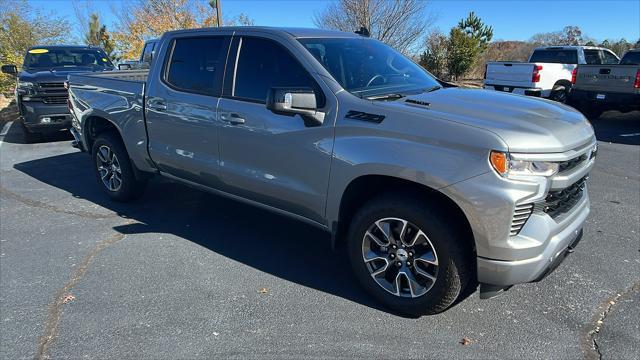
[67,27,596,315]
[1,45,115,141]
[569,49,640,118]
[484,46,620,103]
[117,39,159,70]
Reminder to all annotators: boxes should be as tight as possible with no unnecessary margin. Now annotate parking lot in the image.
[1,110,638,359]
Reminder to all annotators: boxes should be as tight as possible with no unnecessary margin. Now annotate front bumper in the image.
[444,139,596,288]
[20,101,71,132]
[476,192,588,286]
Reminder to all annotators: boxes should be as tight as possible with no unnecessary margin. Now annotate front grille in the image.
[38,82,66,89]
[541,176,587,218]
[558,154,588,173]
[510,203,534,236]
[42,96,68,104]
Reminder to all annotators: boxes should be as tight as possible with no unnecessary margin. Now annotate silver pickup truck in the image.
[67,27,597,315]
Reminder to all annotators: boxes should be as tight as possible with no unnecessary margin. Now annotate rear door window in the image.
[601,50,619,64]
[165,36,230,96]
[584,50,601,64]
[529,49,578,64]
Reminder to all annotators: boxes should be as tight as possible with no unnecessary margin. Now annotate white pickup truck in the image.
[483,46,620,103]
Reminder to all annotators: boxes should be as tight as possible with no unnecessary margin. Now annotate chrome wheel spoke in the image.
[416,250,438,266]
[414,264,437,282]
[365,230,389,247]
[374,220,392,243]
[398,269,426,297]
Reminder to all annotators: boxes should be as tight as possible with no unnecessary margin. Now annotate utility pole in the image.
[209,0,223,27]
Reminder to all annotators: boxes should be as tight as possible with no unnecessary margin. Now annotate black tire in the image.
[21,122,42,143]
[549,84,570,103]
[91,131,146,202]
[346,193,472,316]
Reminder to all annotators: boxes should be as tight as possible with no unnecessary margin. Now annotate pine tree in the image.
[457,11,493,51]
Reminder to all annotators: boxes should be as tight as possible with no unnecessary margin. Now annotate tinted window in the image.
[601,50,619,64]
[584,50,601,64]
[299,38,441,98]
[620,51,640,65]
[23,48,114,70]
[529,49,578,64]
[166,37,229,96]
[234,37,316,102]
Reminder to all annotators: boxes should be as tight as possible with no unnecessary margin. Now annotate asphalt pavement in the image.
[0,111,639,359]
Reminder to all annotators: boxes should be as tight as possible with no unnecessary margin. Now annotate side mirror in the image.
[266,87,324,125]
[1,64,18,75]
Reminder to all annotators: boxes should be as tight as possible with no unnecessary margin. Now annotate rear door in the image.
[145,33,231,187]
[216,34,336,224]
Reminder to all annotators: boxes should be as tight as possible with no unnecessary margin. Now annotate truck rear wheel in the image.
[549,84,570,103]
[91,131,146,202]
[346,193,471,316]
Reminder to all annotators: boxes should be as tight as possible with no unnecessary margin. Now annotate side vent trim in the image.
[345,110,385,123]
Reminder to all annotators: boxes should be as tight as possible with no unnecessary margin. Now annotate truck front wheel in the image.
[92,131,146,202]
[347,194,472,316]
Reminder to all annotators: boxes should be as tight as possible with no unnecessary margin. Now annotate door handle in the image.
[220,113,245,125]
[147,99,167,111]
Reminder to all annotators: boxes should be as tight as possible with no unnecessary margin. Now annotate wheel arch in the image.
[331,174,475,255]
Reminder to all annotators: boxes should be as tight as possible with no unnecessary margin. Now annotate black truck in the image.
[1,45,115,141]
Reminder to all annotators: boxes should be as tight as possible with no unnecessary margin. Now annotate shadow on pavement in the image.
[13,151,406,315]
[590,111,640,146]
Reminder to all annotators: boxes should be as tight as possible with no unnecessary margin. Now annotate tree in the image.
[112,0,252,60]
[447,27,479,80]
[0,0,69,93]
[84,13,117,59]
[313,0,435,54]
[530,25,583,45]
[457,11,493,51]
[419,31,448,79]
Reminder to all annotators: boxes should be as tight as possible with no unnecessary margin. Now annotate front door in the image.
[145,35,231,187]
[217,36,335,224]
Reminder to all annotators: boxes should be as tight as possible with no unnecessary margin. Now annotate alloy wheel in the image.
[362,217,439,298]
[96,145,123,192]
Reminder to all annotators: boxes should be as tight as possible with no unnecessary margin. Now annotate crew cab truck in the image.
[67,27,597,315]
[1,45,115,141]
[484,46,619,103]
[569,49,640,118]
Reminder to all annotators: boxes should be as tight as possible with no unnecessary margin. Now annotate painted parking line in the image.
[0,121,14,147]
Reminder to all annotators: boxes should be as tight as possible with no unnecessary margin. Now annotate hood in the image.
[19,67,109,83]
[374,88,595,153]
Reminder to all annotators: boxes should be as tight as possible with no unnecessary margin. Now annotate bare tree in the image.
[313,0,435,54]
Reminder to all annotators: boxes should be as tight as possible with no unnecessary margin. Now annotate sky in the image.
[30,0,640,43]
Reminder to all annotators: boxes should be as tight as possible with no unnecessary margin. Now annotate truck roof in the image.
[27,45,105,50]
[163,26,361,39]
[533,45,608,51]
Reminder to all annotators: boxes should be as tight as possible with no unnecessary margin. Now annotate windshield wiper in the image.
[423,86,442,93]
[366,93,405,100]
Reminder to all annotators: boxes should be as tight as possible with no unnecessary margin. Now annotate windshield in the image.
[23,48,114,70]
[298,38,440,98]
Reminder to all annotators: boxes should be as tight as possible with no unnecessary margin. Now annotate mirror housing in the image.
[1,64,18,75]
[266,87,324,125]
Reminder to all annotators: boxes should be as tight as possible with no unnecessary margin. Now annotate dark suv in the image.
[1,45,114,141]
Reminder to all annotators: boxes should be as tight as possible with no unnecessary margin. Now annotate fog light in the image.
[41,117,51,124]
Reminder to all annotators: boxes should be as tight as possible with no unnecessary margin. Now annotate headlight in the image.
[17,81,34,88]
[490,151,559,178]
